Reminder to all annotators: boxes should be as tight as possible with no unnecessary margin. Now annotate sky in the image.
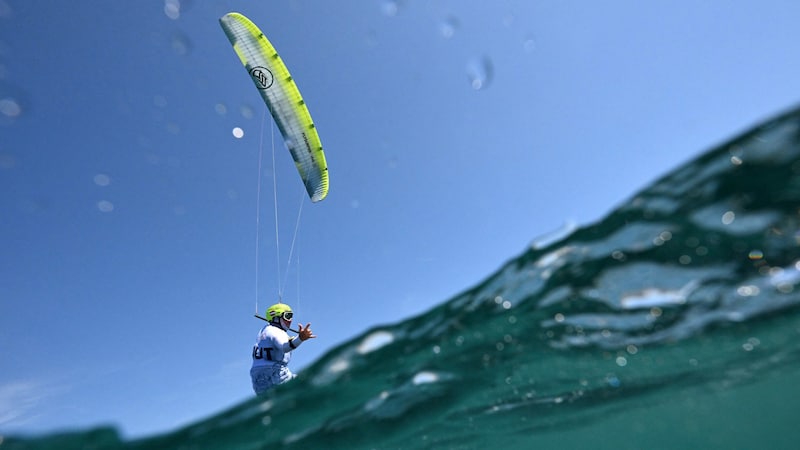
[2,0,800,439]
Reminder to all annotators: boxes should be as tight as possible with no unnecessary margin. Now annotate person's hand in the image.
[297,323,316,341]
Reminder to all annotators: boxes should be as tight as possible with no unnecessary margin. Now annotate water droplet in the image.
[722,211,735,225]
[466,57,493,90]
[736,285,760,297]
[232,127,244,139]
[164,0,180,20]
[240,104,254,119]
[381,0,401,17]
[0,97,21,118]
[523,35,537,53]
[97,200,114,213]
[170,31,192,56]
[214,103,227,115]
[439,16,459,39]
[93,174,111,187]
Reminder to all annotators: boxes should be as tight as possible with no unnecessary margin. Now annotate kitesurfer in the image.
[250,303,316,395]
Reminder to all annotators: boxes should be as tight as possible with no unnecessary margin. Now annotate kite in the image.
[220,12,329,202]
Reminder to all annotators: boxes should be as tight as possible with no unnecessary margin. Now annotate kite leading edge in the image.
[220,12,329,202]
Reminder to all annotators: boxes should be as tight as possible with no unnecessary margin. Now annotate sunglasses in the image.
[281,311,293,320]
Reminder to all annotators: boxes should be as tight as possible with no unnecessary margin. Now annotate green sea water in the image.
[4,106,800,449]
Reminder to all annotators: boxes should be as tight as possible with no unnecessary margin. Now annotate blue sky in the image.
[2,0,799,439]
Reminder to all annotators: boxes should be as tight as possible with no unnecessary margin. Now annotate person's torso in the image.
[251,324,292,368]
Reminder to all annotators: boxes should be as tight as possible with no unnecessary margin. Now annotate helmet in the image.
[265,303,293,323]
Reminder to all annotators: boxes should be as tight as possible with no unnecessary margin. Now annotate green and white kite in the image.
[220,12,329,202]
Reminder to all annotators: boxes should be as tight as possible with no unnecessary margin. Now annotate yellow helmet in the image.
[265,303,293,323]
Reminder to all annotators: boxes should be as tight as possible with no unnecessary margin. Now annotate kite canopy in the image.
[220,12,329,202]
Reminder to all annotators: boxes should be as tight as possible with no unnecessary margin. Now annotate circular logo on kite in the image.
[249,66,274,90]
